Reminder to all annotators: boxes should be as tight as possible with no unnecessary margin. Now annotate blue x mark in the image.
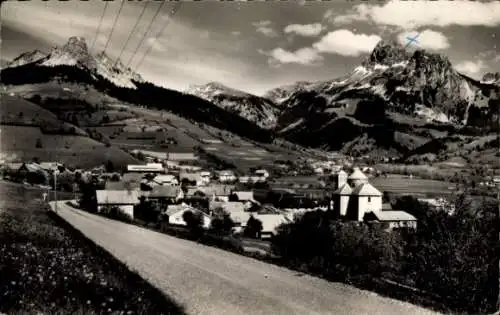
[405,33,420,48]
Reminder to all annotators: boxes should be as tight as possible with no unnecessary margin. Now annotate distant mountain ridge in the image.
[1,36,274,144]
[185,82,280,129]
[265,40,499,157]
[6,37,144,89]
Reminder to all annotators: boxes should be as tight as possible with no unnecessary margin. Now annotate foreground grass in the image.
[0,182,185,315]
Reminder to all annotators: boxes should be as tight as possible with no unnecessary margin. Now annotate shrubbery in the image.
[270,197,498,313]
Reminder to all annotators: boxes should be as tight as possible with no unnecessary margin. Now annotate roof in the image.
[209,201,246,213]
[348,168,367,180]
[202,185,234,196]
[149,185,182,198]
[4,163,23,171]
[232,191,254,201]
[370,211,417,222]
[38,162,62,170]
[382,203,393,210]
[122,173,146,182]
[127,163,164,172]
[337,170,347,177]
[252,214,290,233]
[96,190,141,205]
[153,175,178,183]
[165,203,208,217]
[105,181,141,190]
[333,183,352,195]
[219,170,235,176]
[351,183,382,196]
[179,172,201,182]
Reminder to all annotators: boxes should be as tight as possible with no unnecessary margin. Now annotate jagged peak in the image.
[367,40,409,65]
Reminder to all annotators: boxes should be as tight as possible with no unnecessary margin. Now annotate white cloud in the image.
[146,37,166,52]
[454,60,487,76]
[329,0,500,29]
[261,47,323,66]
[231,31,241,36]
[252,20,278,37]
[397,29,450,50]
[284,23,323,37]
[312,29,381,57]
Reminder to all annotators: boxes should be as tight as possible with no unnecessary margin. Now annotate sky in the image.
[2,0,500,95]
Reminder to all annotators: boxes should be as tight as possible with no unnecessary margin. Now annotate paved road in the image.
[50,201,442,315]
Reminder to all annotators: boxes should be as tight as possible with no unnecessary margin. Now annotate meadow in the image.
[0,181,185,314]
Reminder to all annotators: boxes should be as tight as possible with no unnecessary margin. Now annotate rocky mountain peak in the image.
[481,72,500,84]
[45,36,96,70]
[368,40,409,65]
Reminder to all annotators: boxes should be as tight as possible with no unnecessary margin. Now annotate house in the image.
[96,190,141,219]
[18,163,50,184]
[255,169,270,180]
[231,191,254,201]
[105,173,144,190]
[364,211,417,230]
[209,201,246,214]
[178,165,202,172]
[218,170,236,183]
[153,174,179,186]
[241,214,291,239]
[238,176,250,184]
[127,163,164,173]
[179,172,201,185]
[203,184,234,201]
[199,171,211,185]
[1,162,23,180]
[38,162,64,173]
[164,203,211,229]
[147,185,184,204]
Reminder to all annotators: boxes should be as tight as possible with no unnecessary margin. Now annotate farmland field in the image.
[0,125,139,168]
[0,181,184,314]
[371,175,455,197]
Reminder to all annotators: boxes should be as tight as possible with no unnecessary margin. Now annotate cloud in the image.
[284,23,323,37]
[312,29,381,57]
[328,0,500,29]
[454,60,487,76]
[260,47,323,66]
[231,31,241,36]
[397,29,450,50]
[252,20,278,37]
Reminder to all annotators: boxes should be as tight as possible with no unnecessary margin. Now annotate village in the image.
[0,149,441,241]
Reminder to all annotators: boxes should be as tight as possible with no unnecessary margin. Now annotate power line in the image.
[133,1,182,73]
[102,0,127,54]
[114,1,150,68]
[125,1,166,68]
[90,1,109,52]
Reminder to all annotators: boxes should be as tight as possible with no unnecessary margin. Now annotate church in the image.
[332,168,417,230]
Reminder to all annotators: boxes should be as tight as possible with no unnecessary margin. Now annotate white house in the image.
[96,190,141,219]
[200,171,211,185]
[255,169,270,180]
[364,211,417,230]
[165,204,211,229]
[219,170,236,183]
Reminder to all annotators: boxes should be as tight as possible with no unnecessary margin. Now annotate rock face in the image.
[7,50,47,68]
[185,82,280,129]
[7,36,143,89]
[268,40,499,155]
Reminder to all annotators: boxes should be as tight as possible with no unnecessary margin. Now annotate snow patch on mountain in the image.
[7,50,47,68]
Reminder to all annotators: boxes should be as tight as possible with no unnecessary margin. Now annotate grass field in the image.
[1,125,139,168]
[0,181,185,314]
[371,175,455,196]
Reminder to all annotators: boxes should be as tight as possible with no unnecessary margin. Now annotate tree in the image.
[182,210,204,236]
[228,193,239,202]
[210,211,235,235]
[244,216,263,239]
[105,159,115,172]
[35,138,43,148]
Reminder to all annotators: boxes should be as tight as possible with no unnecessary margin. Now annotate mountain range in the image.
[2,36,499,160]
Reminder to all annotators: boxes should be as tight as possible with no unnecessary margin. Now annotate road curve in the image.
[50,201,441,315]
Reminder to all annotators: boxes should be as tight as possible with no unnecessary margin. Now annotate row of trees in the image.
[270,194,498,313]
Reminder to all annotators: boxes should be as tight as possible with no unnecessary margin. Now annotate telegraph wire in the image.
[90,1,109,52]
[102,0,127,55]
[133,1,182,73]
[114,1,150,68]
[125,1,166,68]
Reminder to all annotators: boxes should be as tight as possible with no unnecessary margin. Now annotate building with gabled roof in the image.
[96,190,141,219]
[332,168,416,229]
